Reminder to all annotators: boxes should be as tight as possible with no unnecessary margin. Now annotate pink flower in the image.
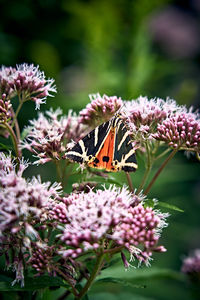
[57,187,167,264]
[122,96,186,139]
[0,64,56,109]
[114,204,168,264]
[181,249,200,274]
[79,93,123,127]
[0,66,16,98]
[0,93,12,122]
[153,112,200,151]
[27,242,75,284]
[0,152,62,234]
[0,94,13,138]
[21,108,87,165]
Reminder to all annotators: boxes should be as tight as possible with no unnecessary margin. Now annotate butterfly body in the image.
[66,114,137,172]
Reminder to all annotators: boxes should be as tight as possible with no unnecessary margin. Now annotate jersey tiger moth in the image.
[66,114,138,172]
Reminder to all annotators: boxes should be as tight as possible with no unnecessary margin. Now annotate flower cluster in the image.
[153,112,200,151]
[114,204,167,264]
[27,242,76,285]
[0,66,16,98]
[56,187,167,264]
[21,108,86,164]
[0,152,63,285]
[79,93,123,127]
[123,96,186,138]
[181,249,200,275]
[0,152,62,235]
[0,93,12,138]
[0,64,56,109]
[0,94,12,123]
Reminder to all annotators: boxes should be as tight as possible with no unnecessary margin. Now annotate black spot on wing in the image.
[103,156,109,162]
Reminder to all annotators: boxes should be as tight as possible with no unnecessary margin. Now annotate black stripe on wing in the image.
[66,119,111,162]
[83,120,111,156]
[114,122,137,172]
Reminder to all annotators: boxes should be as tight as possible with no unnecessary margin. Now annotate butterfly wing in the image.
[66,120,111,164]
[113,121,137,172]
[66,115,137,173]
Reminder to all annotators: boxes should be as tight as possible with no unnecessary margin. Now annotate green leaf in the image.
[89,292,154,300]
[97,266,184,282]
[0,143,12,152]
[157,201,184,212]
[21,128,30,140]
[102,257,121,270]
[86,175,123,187]
[96,277,145,289]
[106,176,123,187]
[0,275,69,291]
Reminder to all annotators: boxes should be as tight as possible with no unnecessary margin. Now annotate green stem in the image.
[103,245,124,255]
[196,152,200,161]
[155,148,171,161]
[55,160,63,185]
[54,267,79,297]
[11,100,24,128]
[152,140,160,155]
[144,148,178,195]
[10,107,21,142]
[1,123,21,159]
[62,162,73,188]
[76,253,105,299]
[137,142,152,194]
[125,172,134,192]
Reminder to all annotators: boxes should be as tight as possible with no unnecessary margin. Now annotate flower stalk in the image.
[54,267,79,297]
[125,172,134,192]
[76,253,105,299]
[137,141,153,194]
[144,148,179,195]
[1,122,21,159]
[11,97,24,129]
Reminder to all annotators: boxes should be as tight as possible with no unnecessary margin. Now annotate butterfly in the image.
[66,113,137,172]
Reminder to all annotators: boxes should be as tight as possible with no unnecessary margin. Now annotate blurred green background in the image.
[0,0,200,299]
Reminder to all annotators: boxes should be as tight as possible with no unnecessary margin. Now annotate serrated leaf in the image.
[96,277,145,289]
[158,201,184,212]
[0,275,69,291]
